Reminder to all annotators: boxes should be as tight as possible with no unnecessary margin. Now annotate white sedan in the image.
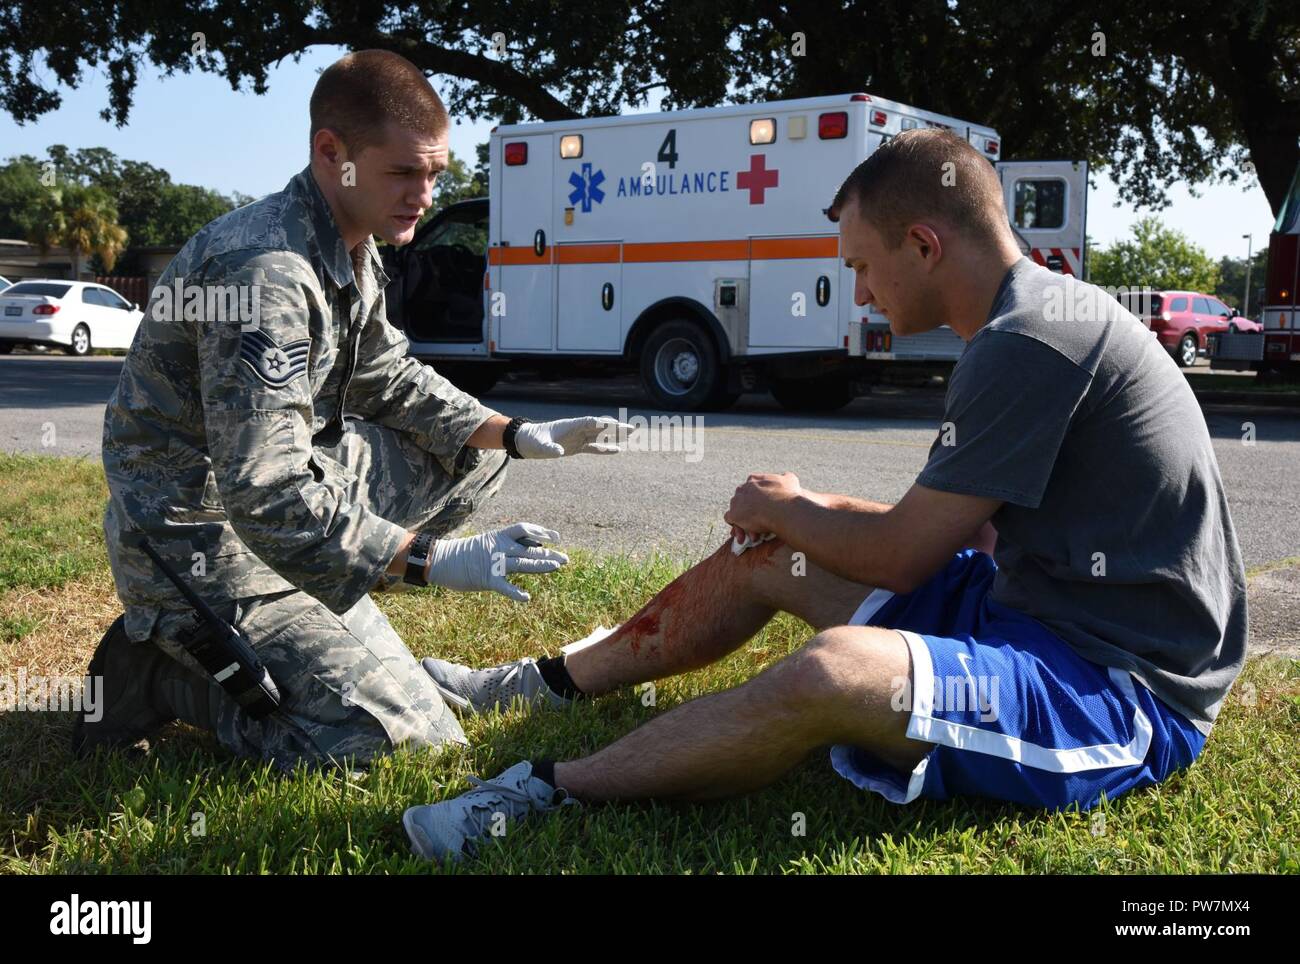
[0,280,144,355]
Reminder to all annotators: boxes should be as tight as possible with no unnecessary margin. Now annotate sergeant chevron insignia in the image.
[240,327,311,387]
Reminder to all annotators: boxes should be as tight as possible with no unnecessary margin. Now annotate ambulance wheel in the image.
[771,375,854,412]
[438,362,500,397]
[641,320,728,411]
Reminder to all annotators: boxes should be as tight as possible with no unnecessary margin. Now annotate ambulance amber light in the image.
[750,119,776,144]
[560,135,583,158]
[819,112,848,139]
[505,142,528,165]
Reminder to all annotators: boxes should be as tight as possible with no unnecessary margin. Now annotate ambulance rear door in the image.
[494,133,555,350]
[996,160,1088,276]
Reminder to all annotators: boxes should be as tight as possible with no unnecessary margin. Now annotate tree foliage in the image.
[2,1,1295,214]
[1215,248,1269,314]
[1090,215,1222,293]
[0,146,245,254]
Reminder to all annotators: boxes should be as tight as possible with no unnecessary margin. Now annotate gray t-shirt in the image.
[917,257,1247,736]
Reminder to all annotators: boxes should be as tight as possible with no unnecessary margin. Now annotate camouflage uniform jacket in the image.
[102,165,498,642]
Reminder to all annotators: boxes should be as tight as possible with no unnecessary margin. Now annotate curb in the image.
[1191,390,1300,408]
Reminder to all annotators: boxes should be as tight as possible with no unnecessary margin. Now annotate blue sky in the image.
[0,45,1276,262]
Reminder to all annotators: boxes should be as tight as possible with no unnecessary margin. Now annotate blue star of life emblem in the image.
[567,163,606,213]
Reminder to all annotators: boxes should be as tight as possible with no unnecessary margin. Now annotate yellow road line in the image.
[698,426,932,449]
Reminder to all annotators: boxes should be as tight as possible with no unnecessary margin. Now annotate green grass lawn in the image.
[1,451,1297,874]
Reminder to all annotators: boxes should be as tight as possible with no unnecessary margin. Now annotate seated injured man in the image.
[406,128,1248,861]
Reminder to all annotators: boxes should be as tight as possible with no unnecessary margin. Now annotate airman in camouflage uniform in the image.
[86,159,618,771]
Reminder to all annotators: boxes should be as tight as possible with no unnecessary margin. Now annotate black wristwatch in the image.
[503,416,532,459]
[403,531,437,587]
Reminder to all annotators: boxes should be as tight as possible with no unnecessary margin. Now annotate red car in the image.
[1118,290,1257,367]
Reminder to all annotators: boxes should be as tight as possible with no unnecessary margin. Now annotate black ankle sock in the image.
[532,759,557,789]
[536,655,584,699]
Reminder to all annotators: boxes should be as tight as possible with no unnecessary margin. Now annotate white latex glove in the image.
[424,523,568,602]
[513,416,635,458]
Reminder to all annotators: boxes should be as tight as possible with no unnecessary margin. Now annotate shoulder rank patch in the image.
[239,327,311,388]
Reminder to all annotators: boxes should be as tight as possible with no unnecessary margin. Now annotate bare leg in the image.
[564,537,878,695]
[555,625,929,801]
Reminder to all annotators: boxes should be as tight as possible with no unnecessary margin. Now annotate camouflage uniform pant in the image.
[148,419,509,771]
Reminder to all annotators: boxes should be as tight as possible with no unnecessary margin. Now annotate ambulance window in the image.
[1012,179,1066,230]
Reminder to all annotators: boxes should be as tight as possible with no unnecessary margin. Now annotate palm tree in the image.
[29,184,128,279]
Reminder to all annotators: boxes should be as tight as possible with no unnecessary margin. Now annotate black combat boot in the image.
[71,615,178,758]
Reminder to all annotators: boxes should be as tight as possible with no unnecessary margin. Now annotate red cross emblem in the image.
[737,154,779,204]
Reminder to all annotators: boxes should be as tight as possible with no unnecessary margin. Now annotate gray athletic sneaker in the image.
[421,656,572,715]
[402,761,578,861]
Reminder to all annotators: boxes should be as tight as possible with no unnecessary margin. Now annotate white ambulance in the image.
[385,93,1087,411]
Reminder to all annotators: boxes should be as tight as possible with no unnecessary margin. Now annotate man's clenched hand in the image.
[725,472,806,542]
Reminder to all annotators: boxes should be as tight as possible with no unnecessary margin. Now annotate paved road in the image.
[2,354,1298,569]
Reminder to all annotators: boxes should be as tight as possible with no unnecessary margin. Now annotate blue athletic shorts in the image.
[830,549,1208,812]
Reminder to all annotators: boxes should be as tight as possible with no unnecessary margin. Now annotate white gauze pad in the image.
[731,532,777,556]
